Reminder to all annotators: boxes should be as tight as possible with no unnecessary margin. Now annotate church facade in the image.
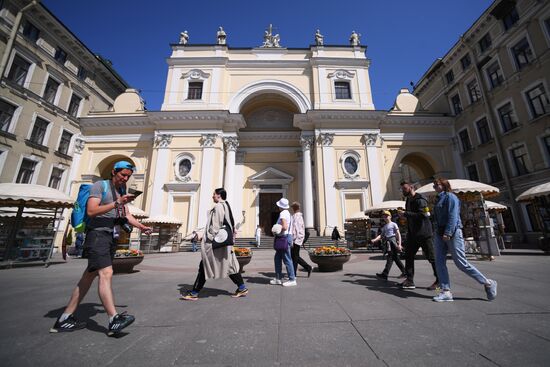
[76,29,456,238]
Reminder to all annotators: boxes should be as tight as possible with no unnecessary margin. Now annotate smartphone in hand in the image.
[127,188,143,197]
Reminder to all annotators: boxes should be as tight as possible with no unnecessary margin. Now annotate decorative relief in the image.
[182,69,210,80]
[200,134,217,147]
[260,24,282,48]
[362,133,378,146]
[327,69,355,80]
[154,133,173,148]
[223,136,239,152]
[74,137,85,154]
[318,133,335,146]
[300,136,315,150]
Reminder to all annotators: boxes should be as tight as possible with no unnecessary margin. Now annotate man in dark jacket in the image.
[398,181,439,290]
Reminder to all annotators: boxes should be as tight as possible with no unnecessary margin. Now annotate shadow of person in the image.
[177,284,232,298]
[242,275,271,285]
[44,303,129,334]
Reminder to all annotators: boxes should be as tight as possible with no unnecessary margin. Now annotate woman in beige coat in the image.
[181,188,248,300]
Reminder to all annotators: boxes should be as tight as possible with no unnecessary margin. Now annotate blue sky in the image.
[43,0,493,111]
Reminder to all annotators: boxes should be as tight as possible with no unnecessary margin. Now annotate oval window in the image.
[344,156,358,175]
[178,158,192,177]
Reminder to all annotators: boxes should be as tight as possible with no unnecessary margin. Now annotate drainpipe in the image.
[0,0,40,79]
[459,36,526,241]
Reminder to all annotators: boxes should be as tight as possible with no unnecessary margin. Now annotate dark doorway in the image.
[259,192,282,236]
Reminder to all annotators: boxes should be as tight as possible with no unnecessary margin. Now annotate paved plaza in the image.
[1,249,550,366]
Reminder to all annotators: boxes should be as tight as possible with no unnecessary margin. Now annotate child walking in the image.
[371,211,406,280]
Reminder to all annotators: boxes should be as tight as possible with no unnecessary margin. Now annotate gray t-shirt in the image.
[381,222,399,240]
[88,180,124,230]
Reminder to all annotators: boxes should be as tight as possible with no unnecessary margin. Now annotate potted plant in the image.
[112,249,144,273]
[234,247,252,273]
[309,245,351,272]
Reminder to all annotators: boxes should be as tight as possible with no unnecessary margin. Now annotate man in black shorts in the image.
[50,161,152,336]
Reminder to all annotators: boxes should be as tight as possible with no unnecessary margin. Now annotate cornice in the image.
[239,131,300,141]
[334,180,370,189]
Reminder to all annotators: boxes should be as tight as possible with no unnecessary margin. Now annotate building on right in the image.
[413,0,550,245]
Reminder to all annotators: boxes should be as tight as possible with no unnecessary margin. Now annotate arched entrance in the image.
[95,155,137,180]
[399,153,437,185]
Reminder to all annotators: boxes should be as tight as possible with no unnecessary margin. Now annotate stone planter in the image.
[236,255,252,273]
[308,253,351,272]
[112,256,144,273]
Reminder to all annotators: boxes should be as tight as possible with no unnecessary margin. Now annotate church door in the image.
[259,192,283,236]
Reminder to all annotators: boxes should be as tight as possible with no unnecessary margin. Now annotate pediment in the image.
[248,167,294,184]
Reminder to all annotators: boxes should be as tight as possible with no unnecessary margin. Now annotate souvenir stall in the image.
[125,204,149,250]
[485,201,508,250]
[344,211,370,249]
[417,179,500,257]
[140,215,182,253]
[0,183,73,266]
[516,182,550,252]
[363,201,406,251]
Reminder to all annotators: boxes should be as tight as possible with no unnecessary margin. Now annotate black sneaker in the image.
[231,287,249,298]
[400,280,416,289]
[376,272,388,280]
[107,312,135,336]
[50,314,86,333]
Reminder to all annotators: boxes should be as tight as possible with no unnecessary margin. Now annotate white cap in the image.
[276,198,290,209]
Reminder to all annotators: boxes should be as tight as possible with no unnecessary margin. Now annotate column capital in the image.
[361,133,378,146]
[223,136,239,151]
[154,133,173,148]
[300,136,315,150]
[74,136,85,154]
[200,133,218,147]
[318,133,335,146]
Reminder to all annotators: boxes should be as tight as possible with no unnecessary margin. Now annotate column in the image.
[300,135,316,233]
[65,136,85,195]
[223,136,239,201]
[362,132,382,205]
[197,134,218,228]
[150,133,173,216]
[319,133,337,235]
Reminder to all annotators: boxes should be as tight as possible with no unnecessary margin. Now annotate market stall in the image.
[417,179,500,257]
[140,215,182,253]
[125,204,149,250]
[344,211,370,249]
[0,183,73,266]
[485,201,509,250]
[516,181,550,252]
[363,201,406,251]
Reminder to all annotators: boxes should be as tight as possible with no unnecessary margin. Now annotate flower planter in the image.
[308,253,351,272]
[112,256,144,273]
[236,255,252,273]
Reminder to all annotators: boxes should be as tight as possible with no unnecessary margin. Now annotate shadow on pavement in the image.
[44,302,129,334]
[177,284,232,298]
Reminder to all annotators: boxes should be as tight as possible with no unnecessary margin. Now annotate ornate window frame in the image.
[181,69,210,102]
[174,153,195,182]
[340,150,361,179]
[328,69,355,102]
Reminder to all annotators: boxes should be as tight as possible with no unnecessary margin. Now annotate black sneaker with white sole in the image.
[107,312,135,336]
[49,314,86,333]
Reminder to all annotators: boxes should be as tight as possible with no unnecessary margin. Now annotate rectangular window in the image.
[54,47,67,64]
[335,81,352,99]
[486,156,503,182]
[497,102,518,132]
[503,6,519,30]
[486,61,504,89]
[48,167,64,189]
[451,94,462,115]
[467,80,481,103]
[187,82,203,100]
[57,130,73,155]
[511,145,529,176]
[29,117,49,145]
[466,164,479,182]
[476,117,492,144]
[0,99,16,132]
[43,77,60,104]
[67,94,82,117]
[461,54,471,70]
[479,33,492,53]
[22,20,40,42]
[77,66,87,80]
[445,70,454,84]
[525,84,549,118]
[512,38,534,70]
[526,204,541,232]
[458,129,472,152]
[16,158,37,184]
[7,54,30,86]
[544,136,550,162]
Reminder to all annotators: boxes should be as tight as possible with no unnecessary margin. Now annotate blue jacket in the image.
[433,191,462,237]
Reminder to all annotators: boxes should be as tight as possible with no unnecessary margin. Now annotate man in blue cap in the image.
[50,160,152,336]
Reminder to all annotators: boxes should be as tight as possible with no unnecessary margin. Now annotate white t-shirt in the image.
[277,209,292,235]
[381,221,399,240]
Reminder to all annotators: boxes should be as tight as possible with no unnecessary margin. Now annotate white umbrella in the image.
[485,200,508,212]
[127,204,148,218]
[416,179,499,198]
[345,211,369,221]
[516,182,550,202]
[142,215,182,225]
[0,183,73,207]
[364,200,406,214]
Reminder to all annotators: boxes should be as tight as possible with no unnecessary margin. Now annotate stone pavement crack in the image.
[479,353,502,366]
[104,333,148,366]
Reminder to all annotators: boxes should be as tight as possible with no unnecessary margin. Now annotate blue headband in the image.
[113,161,135,171]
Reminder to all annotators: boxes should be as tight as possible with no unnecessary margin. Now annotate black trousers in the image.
[382,238,405,275]
[404,236,438,282]
[192,260,244,292]
[291,244,312,274]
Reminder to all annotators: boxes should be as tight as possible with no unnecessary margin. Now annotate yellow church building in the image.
[75,28,456,241]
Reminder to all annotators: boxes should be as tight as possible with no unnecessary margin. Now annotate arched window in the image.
[340,151,361,178]
[174,154,195,181]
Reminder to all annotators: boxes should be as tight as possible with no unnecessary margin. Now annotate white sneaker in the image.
[282,280,297,287]
[269,279,282,285]
[432,291,453,302]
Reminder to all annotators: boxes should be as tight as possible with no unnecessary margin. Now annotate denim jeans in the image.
[434,228,488,291]
[274,234,295,280]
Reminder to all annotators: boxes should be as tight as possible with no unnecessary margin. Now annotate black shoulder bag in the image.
[212,202,235,249]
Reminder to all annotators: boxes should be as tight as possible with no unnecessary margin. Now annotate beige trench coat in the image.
[200,201,240,279]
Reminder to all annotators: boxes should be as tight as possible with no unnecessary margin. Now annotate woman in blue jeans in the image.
[432,178,497,302]
[270,198,297,287]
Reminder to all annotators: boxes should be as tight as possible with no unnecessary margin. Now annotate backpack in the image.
[71,180,109,233]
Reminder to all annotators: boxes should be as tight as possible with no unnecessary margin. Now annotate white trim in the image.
[463,76,482,105]
[340,150,361,179]
[254,188,286,230]
[248,167,294,185]
[506,141,532,177]
[4,50,35,89]
[0,96,23,134]
[464,162,480,181]
[66,91,84,118]
[197,145,216,227]
[493,98,520,134]
[483,154,503,184]
[481,56,505,91]
[456,126,472,153]
[340,189,366,229]
[27,113,53,146]
[520,79,549,120]
[167,192,196,235]
[240,147,299,154]
[84,133,154,142]
[229,80,311,113]
[0,148,8,176]
[540,12,550,48]
[41,73,63,106]
[448,91,463,116]
[13,154,42,184]
[321,144,338,234]
[472,114,493,146]
[174,153,195,182]
[380,132,452,141]
[505,31,536,73]
[539,133,550,168]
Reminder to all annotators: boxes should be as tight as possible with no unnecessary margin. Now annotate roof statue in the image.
[315,29,324,46]
[349,30,360,46]
[216,26,227,45]
[261,24,282,48]
[179,30,189,45]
